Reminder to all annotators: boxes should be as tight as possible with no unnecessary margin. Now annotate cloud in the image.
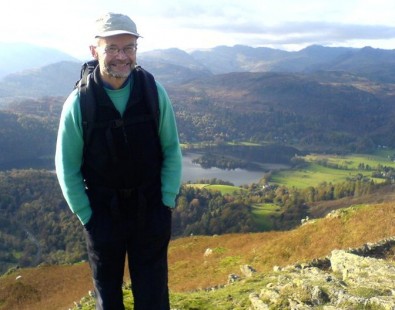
[180,20,395,45]
[269,22,395,40]
[3,0,395,57]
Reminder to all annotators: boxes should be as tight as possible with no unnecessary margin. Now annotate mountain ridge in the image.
[0,42,79,78]
[1,43,395,91]
[1,44,395,105]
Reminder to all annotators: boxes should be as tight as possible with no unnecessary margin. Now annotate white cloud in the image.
[1,0,395,59]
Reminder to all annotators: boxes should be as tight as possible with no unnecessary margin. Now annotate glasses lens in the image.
[105,47,118,55]
[103,44,137,55]
[124,46,137,54]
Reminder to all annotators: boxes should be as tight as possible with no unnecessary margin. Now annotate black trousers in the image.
[83,190,172,310]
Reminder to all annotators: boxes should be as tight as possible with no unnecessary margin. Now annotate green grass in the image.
[271,162,357,188]
[75,275,271,310]
[12,251,22,259]
[205,184,245,195]
[305,151,395,170]
[185,184,245,195]
[271,151,394,189]
[226,141,264,146]
[169,276,267,310]
[251,204,281,230]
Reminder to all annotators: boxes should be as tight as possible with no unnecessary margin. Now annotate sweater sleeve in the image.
[156,82,183,207]
[55,89,92,225]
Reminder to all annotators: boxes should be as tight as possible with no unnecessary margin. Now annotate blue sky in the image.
[2,0,395,59]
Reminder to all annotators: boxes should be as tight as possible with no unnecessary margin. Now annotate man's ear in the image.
[89,45,99,59]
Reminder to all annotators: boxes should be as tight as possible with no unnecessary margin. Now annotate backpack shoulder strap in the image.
[75,59,98,89]
[135,65,160,132]
[76,60,98,150]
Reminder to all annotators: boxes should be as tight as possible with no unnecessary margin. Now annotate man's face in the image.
[92,34,138,81]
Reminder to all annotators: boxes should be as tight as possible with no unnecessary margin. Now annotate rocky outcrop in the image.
[248,237,395,309]
[71,237,395,309]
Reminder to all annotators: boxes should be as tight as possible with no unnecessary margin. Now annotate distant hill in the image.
[168,71,395,151]
[0,42,79,78]
[1,69,395,155]
[0,61,81,98]
[1,44,395,153]
[138,48,213,84]
[183,44,395,82]
[1,44,395,98]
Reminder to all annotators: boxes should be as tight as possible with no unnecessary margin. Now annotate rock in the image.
[240,265,257,277]
[259,287,280,303]
[204,248,213,257]
[310,286,329,305]
[330,249,395,289]
[247,238,395,309]
[249,293,269,310]
[227,273,240,284]
[273,265,282,272]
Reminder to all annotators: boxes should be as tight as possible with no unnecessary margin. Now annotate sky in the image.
[2,0,395,60]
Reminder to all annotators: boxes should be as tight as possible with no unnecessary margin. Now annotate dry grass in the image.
[1,202,394,310]
[167,202,395,292]
[0,263,92,310]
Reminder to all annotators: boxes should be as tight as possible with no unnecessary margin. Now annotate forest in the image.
[0,170,85,274]
[0,165,385,275]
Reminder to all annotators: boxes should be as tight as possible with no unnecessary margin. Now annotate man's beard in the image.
[103,61,133,78]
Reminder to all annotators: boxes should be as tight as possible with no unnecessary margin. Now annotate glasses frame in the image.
[100,44,138,56]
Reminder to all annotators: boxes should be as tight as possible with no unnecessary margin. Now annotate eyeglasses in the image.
[101,44,138,56]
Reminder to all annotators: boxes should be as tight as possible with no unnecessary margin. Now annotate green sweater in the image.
[55,77,182,225]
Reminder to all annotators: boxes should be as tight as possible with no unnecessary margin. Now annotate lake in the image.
[182,153,289,186]
[0,153,288,187]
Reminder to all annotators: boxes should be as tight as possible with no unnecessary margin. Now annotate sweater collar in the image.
[102,76,131,90]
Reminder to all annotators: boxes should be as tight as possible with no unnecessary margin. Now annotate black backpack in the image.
[75,60,160,147]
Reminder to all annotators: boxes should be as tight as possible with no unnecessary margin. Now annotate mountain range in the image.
[1,43,395,154]
[147,44,395,78]
[1,43,395,98]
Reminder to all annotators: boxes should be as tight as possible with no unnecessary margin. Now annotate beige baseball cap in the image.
[94,12,142,38]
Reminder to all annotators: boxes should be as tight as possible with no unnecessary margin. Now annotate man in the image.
[55,12,182,310]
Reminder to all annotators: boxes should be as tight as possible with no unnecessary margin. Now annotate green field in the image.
[305,151,395,169]
[185,183,246,195]
[251,203,281,230]
[271,150,395,189]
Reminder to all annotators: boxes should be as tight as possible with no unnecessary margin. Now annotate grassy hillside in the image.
[271,150,395,189]
[1,201,393,310]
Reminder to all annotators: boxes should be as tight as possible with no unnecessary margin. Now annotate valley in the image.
[0,44,395,309]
